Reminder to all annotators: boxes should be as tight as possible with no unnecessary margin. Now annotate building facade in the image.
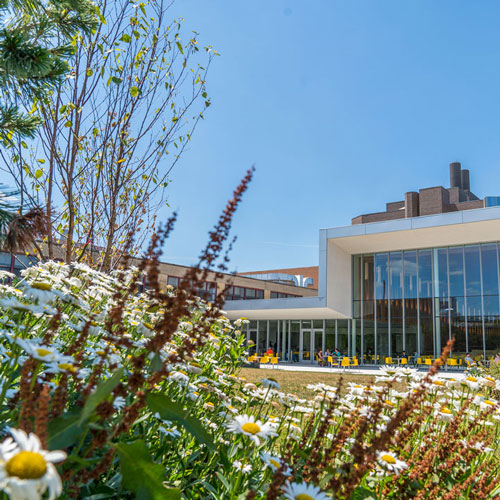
[225,164,500,364]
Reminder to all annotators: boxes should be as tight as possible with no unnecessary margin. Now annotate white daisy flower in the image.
[159,426,181,438]
[260,452,291,474]
[283,481,330,500]
[261,378,281,390]
[0,429,66,500]
[226,415,277,445]
[232,460,252,473]
[376,451,408,475]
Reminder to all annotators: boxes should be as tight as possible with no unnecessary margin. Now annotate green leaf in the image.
[351,487,378,500]
[172,117,178,123]
[151,353,163,372]
[78,368,124,425]
[34,169,43,179]
[130,86,140,98]
[111,76,123,85]
[120,33,131,43]
[146,392,215,451]
[116,440,180,500]
[48,412,83,450]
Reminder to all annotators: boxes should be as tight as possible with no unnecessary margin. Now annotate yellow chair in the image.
[416,357,424,365]
[424,358,432,366]
[260,356,270,365]
[447,358,458,367]
[248,355,256,363]
[327,356,335,368]
[385,357,393,365]
[349,358,359,368]
[400,357,407,365]
[341,357,350,370]
[270,357,278,368]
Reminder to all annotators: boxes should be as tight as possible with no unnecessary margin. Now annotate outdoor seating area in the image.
[247,351,500,371]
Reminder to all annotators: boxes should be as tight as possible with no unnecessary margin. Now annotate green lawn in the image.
[239,367,388,399]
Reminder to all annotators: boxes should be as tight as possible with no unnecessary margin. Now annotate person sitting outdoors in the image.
[317,350,326,366]
[464,353,475,367]
[266,347,274,357]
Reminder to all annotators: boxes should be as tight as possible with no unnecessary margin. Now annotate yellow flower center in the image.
[6,451,47,479]
[32,282,51,291]
[483,400,495,406]
[241,422,261,435]
[433,381,445,386]
[441,407,452,414]
[36,348,52,357]
[467,377,477,382]
[381,454,396,464]
[296,495,314,500]
[384,400,395,407]
[58,363,76,372]
[269,458,280,468]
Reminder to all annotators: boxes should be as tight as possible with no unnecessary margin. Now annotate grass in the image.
[239,367,389,399]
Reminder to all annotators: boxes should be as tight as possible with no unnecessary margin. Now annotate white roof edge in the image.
[223,295,326,312]
[321,206,500,240]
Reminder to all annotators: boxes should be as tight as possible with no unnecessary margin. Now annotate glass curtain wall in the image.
[353,242,500,361]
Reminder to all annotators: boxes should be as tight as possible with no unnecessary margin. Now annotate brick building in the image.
[351,162,500,224]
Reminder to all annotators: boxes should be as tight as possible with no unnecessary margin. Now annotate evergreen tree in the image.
[0,0,97,140]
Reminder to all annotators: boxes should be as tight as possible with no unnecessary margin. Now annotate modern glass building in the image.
[226,206,500,364]
[353,243,500,361]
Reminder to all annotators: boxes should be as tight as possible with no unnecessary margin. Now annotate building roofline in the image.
[321,205,500,240]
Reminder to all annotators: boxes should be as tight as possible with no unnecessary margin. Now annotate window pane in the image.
[436,248,448,300]
[258,321,267,354]
[353,255,362,301]
[375,254,388,300]
[325,320,335,351]
[403,251,417,299]
[256,290,264,299]
[391,316,404,354]
[448,247,464,297]
[465,245,481,296]
[270,291,278,298]
[418,249,433,298]
[363,255,374,300]
[389,252,403,299]
[405,316,418,355]
[269,321,278,354]
[481,244,499,296]
[167,276,180,288]
[337,320,349,354]
[245,288,256,299]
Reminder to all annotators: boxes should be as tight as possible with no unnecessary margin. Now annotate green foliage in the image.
[116,440,181,500]
[0,0,97,139]
[146,392,216,451]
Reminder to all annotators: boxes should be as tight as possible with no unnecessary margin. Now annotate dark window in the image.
[167,276,180,288]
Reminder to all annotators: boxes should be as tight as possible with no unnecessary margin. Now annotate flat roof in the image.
[322,206,500,254]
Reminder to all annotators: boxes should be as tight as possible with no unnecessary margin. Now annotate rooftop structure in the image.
[237,266,318,289]
[352,162,500,224]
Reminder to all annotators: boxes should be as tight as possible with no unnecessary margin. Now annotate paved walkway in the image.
[255,362,465,378]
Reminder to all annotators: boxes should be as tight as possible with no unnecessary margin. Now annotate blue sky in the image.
[160,0,500,271]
